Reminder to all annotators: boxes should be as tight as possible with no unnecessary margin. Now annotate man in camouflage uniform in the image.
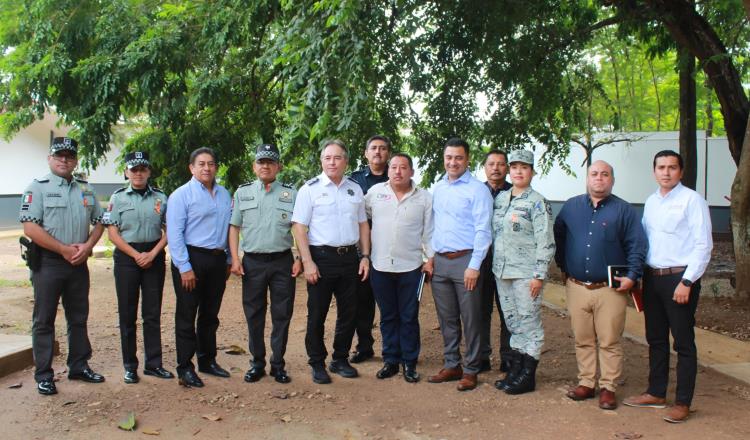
[229,143,301,384]
[19,136,105,395]
[491,149,555,395]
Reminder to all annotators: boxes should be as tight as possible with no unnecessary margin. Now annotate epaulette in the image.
[238,181,254,189]
[151,186,165,193]
[35,176,50,183]
[347,176,358,183]
[305,177,319,186]
[281,182,294,189]
[112,187,127,195]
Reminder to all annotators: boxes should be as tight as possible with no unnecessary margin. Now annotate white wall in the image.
[477,131,734,207]
[0,113,123,194]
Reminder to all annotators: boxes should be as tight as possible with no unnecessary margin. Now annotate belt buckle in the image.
[336,246,347,255]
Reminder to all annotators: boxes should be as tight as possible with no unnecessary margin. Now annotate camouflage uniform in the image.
[492,186,555,359]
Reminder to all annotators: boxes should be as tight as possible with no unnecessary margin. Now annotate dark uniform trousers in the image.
[242,251,295,370]
[353,276,376,355]
[480,252,511,362]
[171,247,227,375]
[643,270,700,407]
[113,241,165,371]
[32,252,92,382]
[305,246,358,366]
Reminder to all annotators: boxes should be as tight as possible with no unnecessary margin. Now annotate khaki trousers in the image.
[566,279,627,391]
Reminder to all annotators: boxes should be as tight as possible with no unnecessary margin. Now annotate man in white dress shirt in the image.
[623,150,712,424]
[291,140,371,384]
[365,153,434,383]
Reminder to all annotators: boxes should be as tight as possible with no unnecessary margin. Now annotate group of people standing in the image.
[19,134,711,424]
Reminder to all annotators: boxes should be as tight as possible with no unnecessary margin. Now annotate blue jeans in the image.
[370,267,423,366]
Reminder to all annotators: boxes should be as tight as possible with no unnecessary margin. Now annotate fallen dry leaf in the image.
[7,383,22,389]
[202,414,222,422]
[280,414,292,423]
[225,344,247,355]
[142,428,161,435]
[614,432,643,440]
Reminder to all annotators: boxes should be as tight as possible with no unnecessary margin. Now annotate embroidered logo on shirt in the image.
[347,189,354,196]
[22,193,32,204]
[154,198,162,214]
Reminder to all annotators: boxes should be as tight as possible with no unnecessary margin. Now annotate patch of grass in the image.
[0,278,31,288]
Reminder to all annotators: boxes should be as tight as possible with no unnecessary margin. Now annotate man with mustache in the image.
[348,135,391,364]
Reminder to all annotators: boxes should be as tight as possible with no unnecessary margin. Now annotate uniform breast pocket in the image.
[277,206,293,226]
[239,200,260,225]
[604,225,618,242]
[117,205,136,226]
[345,196,364,219]
[313,196,335,215]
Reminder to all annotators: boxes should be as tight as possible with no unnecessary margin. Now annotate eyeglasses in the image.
[52,154,77,163]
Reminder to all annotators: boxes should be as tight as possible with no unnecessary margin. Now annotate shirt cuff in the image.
[178,262,193,273]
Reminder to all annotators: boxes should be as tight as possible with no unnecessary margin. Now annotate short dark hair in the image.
[483,149,508,164]
[444,137,470,157]
[653,150,683,170]
[190,147,217,164]
[389,153,414,170]
[365,135,392,151]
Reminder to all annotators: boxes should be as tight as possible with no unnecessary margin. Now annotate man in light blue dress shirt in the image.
[427,138,493,392]
[167,147,233,388]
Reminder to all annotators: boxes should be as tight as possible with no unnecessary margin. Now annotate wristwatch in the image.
[360,254,370,260]
[680,278,693,287]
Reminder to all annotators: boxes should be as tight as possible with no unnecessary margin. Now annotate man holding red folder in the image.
[554,160,647,410]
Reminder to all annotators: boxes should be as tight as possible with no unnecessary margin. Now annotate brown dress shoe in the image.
[456,373,478,391]
[599,389,617,410]
[427,367,463,383]
[663,404,690,423]
[566,385,595,401]
[622,392,667,408]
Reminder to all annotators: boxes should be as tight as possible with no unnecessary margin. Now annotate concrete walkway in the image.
[543,282,750,385]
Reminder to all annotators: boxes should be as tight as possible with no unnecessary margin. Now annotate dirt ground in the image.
[1,235,750,440]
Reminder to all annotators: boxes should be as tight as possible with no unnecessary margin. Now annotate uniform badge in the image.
[154,198,162,214]
[512,222,521,232]
[347,189,354,196]
[22,193,32,204]
[281,213,288,220]
[107,202,113,212]
[82,193,89,207]
[282,191,290,198]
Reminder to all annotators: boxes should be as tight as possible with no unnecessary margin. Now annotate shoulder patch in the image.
[238,181,254,188]
[305,177,319,186]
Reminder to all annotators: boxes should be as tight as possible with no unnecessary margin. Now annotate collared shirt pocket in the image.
[239,199,260,225]
[277,206,293,226]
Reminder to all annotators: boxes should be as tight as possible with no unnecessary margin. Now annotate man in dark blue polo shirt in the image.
[553,160,646,410]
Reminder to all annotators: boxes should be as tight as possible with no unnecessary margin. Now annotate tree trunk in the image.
[645,0,749,165]
[704,80,714,137]
[731,114,750,298]
[679,48,697,190]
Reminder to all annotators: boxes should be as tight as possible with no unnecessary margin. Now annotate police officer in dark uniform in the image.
[348,135,390,363]
[19,136,105,395]
[229,143,301,384]
[103,152,174,384]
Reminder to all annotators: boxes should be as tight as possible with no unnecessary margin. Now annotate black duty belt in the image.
[187,245,226,256]
[244,249,292,261]
[310,245,357,255]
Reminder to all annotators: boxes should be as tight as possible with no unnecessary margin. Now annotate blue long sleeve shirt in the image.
[167,177,232,273]
[553,193,647,283]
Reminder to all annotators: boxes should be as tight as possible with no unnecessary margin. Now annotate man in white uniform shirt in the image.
[623,150,712,424]
[291,140,371,384]
[365,153,434,383]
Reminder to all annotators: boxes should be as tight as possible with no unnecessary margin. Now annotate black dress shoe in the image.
[124,370,139,384]
[270,368,291,384]
[349,351,374,364]
[37,379,57,395]
[68,368,105,383]
[198,361,230,378]
[403,365,420,383]
[329,359,359,378]
[243,366,266,383]
[311,365,332,384]
[143,366,175,379]
[178,371,204,388]
[376,362,399,379]
[478,359,492,373]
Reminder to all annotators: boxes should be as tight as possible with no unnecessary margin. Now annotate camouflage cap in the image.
[508,149,534,167]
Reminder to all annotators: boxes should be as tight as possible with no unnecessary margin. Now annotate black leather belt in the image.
[244,249,292,261]
[40,249,65,260]
[310,245,357,255]
[187,245,225,256]
[648,266,686,276]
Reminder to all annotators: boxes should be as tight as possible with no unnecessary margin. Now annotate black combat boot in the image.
[494,350,522,391]
[504,353,539,395]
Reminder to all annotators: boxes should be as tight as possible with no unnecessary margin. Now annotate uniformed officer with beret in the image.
[291,139,371,384]
[229,143,301,384]
[103,151,174,384]
[19,136,105,395]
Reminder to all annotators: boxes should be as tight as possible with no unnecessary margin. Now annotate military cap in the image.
[508,149,534,167]
[50,137,78,155]
[125,151,151,169]
[255,143,280,162]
